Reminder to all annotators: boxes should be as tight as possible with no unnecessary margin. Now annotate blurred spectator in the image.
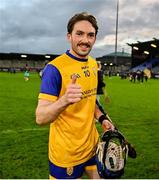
[24,70,30,81]
[97,62,110,104]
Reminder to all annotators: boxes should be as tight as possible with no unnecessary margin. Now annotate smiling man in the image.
[35,12,114,179]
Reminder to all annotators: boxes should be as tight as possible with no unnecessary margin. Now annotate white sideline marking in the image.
[1,128,48,134]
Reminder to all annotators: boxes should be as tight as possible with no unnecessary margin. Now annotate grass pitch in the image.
[0,72,159,179]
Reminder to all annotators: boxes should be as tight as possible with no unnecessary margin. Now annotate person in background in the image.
[39,69,43,79]
[97,61,110,105]
[24,70,30,81]
[35,12,114,179]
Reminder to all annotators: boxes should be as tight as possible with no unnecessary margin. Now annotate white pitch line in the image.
[1,128,48,134]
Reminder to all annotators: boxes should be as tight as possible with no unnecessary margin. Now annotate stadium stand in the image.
[128,38,159,68]
[131,58,159,72]
[152,65,159,78]
[0,52,59,72]
[96,50,131,75]
[127,38,159,78]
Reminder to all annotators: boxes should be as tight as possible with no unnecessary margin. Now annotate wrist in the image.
[98,114,109,124]
[60,95,70,106]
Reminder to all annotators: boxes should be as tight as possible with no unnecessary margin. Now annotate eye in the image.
[76,31,83,36]
[88,33,95,38]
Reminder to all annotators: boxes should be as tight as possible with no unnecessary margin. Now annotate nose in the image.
[81,35,89,43]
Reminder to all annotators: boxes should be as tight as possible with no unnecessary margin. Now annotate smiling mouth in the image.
[78,44,90,51]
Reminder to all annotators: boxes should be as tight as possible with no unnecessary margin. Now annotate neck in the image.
[69,49,88,59]
[66,50,88,62]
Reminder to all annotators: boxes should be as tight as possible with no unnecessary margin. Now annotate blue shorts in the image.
[49,156,97,179]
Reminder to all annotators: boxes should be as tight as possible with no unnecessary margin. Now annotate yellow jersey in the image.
[39,50,99,167]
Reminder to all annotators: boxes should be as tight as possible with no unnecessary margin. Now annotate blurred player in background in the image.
[24,70,30,81]
[97,61,110,105]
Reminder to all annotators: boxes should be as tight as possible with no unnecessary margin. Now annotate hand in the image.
[63,74,82,105]
[102,119,115,132]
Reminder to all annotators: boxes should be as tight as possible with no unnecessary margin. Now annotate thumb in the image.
[71,74,77,84]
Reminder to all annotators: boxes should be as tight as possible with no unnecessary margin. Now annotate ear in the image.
[67,33,71,42]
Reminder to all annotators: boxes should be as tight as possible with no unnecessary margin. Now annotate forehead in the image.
[73,20,95,33]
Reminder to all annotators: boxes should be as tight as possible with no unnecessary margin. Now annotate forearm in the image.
[36,96,68,125]
[95,103,115,131]
[94,104,104,120]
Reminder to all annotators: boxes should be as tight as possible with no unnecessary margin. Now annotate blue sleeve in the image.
[40,64,62,96]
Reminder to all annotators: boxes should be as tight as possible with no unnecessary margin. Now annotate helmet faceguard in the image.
[96,130,132,178]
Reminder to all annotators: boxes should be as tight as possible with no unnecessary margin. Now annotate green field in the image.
[0,72,159,179]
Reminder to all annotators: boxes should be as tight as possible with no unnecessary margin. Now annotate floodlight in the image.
[144,51,149,55]
[21,54,27,58]
[133,46,139,50]
[45,55,51,58]
[151,44,157,48]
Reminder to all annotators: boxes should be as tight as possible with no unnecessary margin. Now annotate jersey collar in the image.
[66,50,88,62]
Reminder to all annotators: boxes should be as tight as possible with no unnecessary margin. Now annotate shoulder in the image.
[88,56,97,67]
[42,63,60,77]
[41,64,62,88]
[49,53,67,67]
[40,64,62,97]
[88,55,96,62]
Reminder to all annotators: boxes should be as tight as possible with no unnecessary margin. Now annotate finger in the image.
[71,74,77,84]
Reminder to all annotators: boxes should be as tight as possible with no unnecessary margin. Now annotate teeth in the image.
[80,45,88,48]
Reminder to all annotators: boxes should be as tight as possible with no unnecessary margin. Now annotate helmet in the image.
[96,130,129,179]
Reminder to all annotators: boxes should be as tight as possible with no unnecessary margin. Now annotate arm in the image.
[36,98,67,125]
[95,103,115,132]
[36,75,82,125]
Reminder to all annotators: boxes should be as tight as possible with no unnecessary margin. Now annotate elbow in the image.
[36,116,44,126]
[35,106,55,125]
[35,109,46,126]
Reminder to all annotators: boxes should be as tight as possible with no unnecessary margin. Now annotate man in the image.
[36,12,114,179]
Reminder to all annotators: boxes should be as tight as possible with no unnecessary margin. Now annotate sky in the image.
[0,0,158,58]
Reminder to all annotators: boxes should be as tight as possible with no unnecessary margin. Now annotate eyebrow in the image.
[76,30,95,35]
[88,32,95,36]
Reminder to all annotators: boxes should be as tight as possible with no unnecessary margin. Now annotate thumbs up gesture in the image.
[71,74,77,84]
[63,74,82,105]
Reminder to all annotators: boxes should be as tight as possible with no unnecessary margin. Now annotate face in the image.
[67,20,96,58]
